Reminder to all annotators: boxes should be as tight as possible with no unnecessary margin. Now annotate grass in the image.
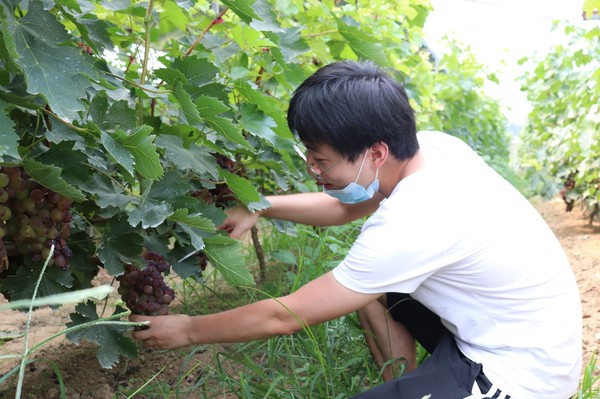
[166,219,600,398]
[2,221,598,398]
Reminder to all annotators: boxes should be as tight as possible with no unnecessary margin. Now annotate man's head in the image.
[287,60,418,163]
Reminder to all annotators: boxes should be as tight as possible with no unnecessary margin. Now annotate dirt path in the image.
[0,197,598,398]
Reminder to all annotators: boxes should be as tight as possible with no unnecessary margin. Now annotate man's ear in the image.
[370,142,389,168]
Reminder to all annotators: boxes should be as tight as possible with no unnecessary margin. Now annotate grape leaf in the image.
[22,159,86,202]
[9,0,97,121]
[1,265,74,301]
[220,0,260,23]
[66,302,137,369]
[0,99,20,161]
[58,6,114,54]
[336,18,388,66]
[158,241,204,281]
[155,135,219,180]
[44,122,87,151]
[169,208,215,232]
[153,67,186,87]
[80,174,135,210]
[93,98,138,132]
[235,82,293,139]
[204,235,255,286]
[171,56,219,87]
[97,217,144,275]
[249,0,283,33]
[36,141,91,185]
[268,27,309,63]
[196,95,252,149]
[128,181,173,229]
[173,80,203,126]
[160,0,189,32]
[101,132,135,178]
[111,126,164,180]
[147,171,192,201]
[238,104,278,146]
[219,169,260,204]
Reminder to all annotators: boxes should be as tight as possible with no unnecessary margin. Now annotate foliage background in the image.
[1,0,597,395]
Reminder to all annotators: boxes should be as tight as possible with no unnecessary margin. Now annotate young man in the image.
[131,60,582,399]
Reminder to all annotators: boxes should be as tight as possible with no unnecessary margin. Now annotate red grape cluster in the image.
[117,251,175,316]
[197,251,208,271]
[0,166,73,269]
[191,154,239,209]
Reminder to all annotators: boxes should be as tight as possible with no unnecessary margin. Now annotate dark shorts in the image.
[351,294,508,399]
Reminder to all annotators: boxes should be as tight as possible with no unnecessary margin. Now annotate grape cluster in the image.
[197,251,208,271]
[0,166,73,269]
[117,251,175,316]
[191,154,239,209]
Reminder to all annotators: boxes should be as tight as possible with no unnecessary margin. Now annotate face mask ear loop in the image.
[353,150,369,184]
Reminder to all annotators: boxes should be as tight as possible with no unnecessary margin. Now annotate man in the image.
[131,60,582,399]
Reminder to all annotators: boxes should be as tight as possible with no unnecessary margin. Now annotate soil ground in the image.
[0,197,598,398]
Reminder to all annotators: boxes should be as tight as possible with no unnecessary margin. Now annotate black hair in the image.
[287,60,418,161]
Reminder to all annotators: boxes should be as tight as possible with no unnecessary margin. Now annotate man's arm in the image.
[218,192,383,239]
[263,192,383,226]
[130,271,379,349]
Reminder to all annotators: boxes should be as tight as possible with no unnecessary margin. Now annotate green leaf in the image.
[219,169,271,211]
[266,27,309,63]
[160,0,189,32]
[171,56,219,87]
[1,265,73,301]
[173,80,203,126]
[66,302,137,369]
[128,181,174,229]
[36,141,92,185]
[160,243,204,281]
[153,67,186,87]
[0,3,20,73]
[97,217,144,275]
[196,95,252,149]
[101,132,135,178]
[337,18,388,66]
[247,196,272,213]
[169,208,215,233]
[0,99,20,161]
[249,0,283,33]
[10,0,96,120]
[204,235,255,286]
[219,169,260,203]
[238,103,278,146]
[147,171,192,201]
[22,159,86,202]
[235,82,293,139]
[59,7,114,54]
[111,126,164,180]
[92,97,138,132]
[80,174,135,210]
[155,135,219,180]
[220,0,260,23]
[176,223,205,252]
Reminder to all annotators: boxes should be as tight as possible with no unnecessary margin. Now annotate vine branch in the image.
[184,7,229,57]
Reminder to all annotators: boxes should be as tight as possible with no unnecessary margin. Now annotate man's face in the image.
[304,144,371,190]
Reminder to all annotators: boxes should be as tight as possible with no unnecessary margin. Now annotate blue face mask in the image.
[324,151,379,204]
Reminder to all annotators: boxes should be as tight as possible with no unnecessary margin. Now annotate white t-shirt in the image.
[333,131,582,399]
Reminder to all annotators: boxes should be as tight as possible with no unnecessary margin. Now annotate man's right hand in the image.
[217,206,261,239]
